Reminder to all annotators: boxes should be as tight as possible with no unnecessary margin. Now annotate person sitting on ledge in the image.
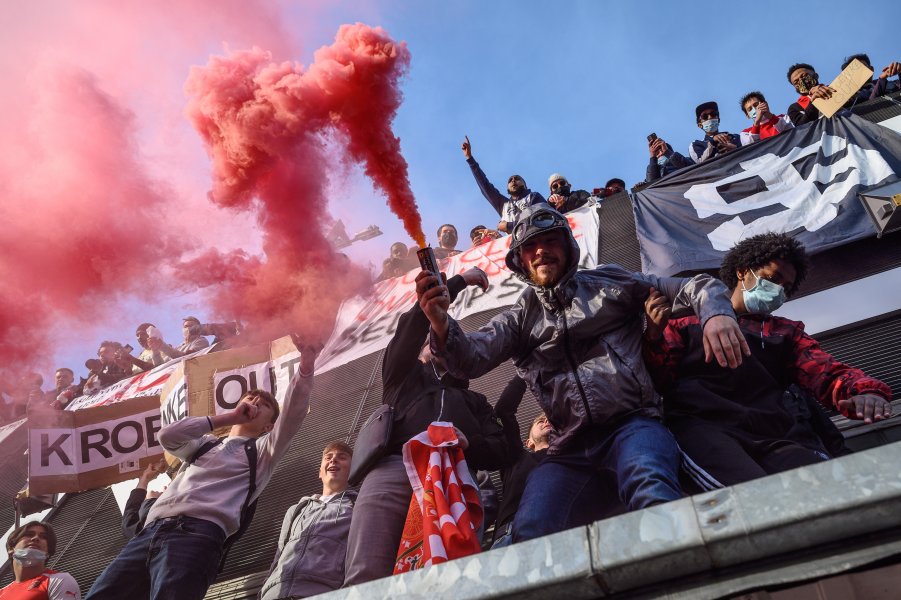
[642,232,892,490]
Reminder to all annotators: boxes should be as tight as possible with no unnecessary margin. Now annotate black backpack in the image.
[186,437,259,572]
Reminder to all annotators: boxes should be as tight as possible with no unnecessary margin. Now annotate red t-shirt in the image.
[0,570,80,600]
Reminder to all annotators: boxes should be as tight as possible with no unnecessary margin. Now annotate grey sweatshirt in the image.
[145,372,313,537]
[259,489,357,600]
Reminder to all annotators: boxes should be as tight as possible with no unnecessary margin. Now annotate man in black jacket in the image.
[344,267,511,585]
[786,63,836,126]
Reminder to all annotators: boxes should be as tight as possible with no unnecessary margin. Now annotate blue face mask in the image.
[701,118,719,133]
[741,271,786,314]
[657,155,669,167]
[747,107,757,120]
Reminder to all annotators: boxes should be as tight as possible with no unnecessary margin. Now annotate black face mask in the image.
[554,183,571,196]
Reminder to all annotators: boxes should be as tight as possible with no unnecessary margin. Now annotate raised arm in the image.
[157,416,216,460]
[464,396,513,472]
[463,136,508,216]
[258,340,316,463]
[494,375,528,459]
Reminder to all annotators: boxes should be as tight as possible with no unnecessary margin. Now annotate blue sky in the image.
[44,0,901,381]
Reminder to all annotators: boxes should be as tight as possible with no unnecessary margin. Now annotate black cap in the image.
[695,101,719,122]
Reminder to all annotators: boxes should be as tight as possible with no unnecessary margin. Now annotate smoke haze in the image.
[0,3,418,375]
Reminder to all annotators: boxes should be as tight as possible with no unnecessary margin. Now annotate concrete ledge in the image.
[318,527,602,600]
[306,441,901,599]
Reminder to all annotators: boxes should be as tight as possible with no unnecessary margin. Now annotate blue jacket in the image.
[688,132,741,164]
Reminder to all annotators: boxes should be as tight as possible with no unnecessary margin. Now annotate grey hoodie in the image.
[434,205,736,454]
[259,489,357,600]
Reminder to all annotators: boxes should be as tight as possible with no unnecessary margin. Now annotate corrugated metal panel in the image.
[852,90,901,124]
[817,310,901,398]
[596,193,643,273]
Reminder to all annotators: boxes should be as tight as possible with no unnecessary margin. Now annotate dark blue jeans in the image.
[512,416,682,542]
[85,516,225,600]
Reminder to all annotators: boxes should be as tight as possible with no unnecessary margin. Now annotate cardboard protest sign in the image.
[183,338,303,426]
[813,58,874,118]
[27,395,164,495]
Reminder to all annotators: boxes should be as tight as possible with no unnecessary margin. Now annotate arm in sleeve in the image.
[494,376,528,459]
[775,114,794,134]
[157,416,215,460]
[48,571,82,600]
[788,100,819,126]
[383,275,466,391]
[433,300,525,380]
[467,157,507,216]
[269,502,298,574]
[740,128,759,145]
[646,156,661,183]
[669,151,694,169]
[869,77,888,100]
[689,140,716,164]
[465,396,513,471]
[258,370,313,465]
[122,488,149,540]
[787,321,893,413]
[629,270,735,329]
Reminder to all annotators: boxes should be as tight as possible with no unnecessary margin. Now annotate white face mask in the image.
[13,547,47,567]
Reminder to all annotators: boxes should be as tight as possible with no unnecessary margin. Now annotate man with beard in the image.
[786,63,836,126]
[417,205,747,542]
[461,136,546,233]
[434,224,461,260]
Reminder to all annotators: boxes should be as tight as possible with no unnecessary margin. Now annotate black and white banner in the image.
[633,114,901,276]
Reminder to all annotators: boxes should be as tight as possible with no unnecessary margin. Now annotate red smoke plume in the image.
[182,23,420,342]
[0,66,189,367]
[1,14,419,375]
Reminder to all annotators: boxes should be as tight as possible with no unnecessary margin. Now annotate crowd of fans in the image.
[647,54,901,183]
[377,136,626,281]
[2,52,899,600]
[0,318,240,424]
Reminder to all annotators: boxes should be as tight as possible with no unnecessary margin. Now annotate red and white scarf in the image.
[394,422,483,573]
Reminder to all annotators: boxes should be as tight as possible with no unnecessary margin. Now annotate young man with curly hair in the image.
[642,233,892,489]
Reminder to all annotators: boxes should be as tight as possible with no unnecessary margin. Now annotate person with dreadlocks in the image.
[642,232,892,490]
